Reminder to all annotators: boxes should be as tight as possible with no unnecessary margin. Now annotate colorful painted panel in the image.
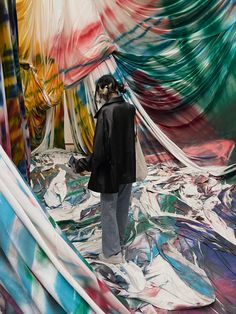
[0,0,30,180]
[15,0,236,175]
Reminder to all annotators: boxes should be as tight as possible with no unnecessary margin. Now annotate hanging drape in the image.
[0,0,30,180]
[19,62,65,151]
[16,0,65,151]
[16,0,236,175]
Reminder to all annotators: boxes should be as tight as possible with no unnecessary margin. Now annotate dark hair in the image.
[95,75,126,104]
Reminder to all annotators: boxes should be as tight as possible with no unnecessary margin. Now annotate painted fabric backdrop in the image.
[16,0,236,175]
[0,0,30,180]
[16,0,65,151]
[0,1,235,313]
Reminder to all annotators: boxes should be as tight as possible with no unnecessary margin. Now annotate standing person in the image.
[69,75,136,264]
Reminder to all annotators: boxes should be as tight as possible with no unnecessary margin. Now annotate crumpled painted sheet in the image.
[0,0,30,180]
[0,145,131,314]
[16,0,236,174]
[30,149,236,313]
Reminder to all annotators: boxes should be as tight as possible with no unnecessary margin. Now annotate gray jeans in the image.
[100,183,132,257]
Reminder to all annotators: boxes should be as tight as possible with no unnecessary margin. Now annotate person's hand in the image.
[68,156,86,173]
[68,156,77,172]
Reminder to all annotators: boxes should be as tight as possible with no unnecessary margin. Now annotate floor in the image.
[30,149,236,313]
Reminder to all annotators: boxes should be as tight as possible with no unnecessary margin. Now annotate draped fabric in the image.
[16,0,236,175]
[111,0,236,170]
[19,62,65,151]
[0,0,30,180]
[16,0,65,151]
[0,145,130,314]
[66,56,236,176]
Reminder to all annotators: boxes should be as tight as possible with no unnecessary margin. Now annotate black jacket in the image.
[77,96,136,193]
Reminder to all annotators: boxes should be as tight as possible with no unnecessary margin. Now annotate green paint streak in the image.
[158,194,178,213]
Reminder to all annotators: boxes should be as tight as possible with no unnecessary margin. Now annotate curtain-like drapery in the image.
[109,0,236,169]
[0,0,30,180]
[16,0,65,151]
[16,0,236,175]
[19,61,65,151]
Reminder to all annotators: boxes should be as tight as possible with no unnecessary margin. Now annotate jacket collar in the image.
[106,95,124,105]
[94,96,124,118]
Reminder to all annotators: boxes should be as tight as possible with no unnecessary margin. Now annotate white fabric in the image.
[136,136,148,181]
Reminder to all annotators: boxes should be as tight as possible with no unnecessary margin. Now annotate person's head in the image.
[95,75,126,105]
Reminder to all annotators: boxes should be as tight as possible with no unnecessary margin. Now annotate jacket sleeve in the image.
[71,110,108,173]
[92,110,109,169]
